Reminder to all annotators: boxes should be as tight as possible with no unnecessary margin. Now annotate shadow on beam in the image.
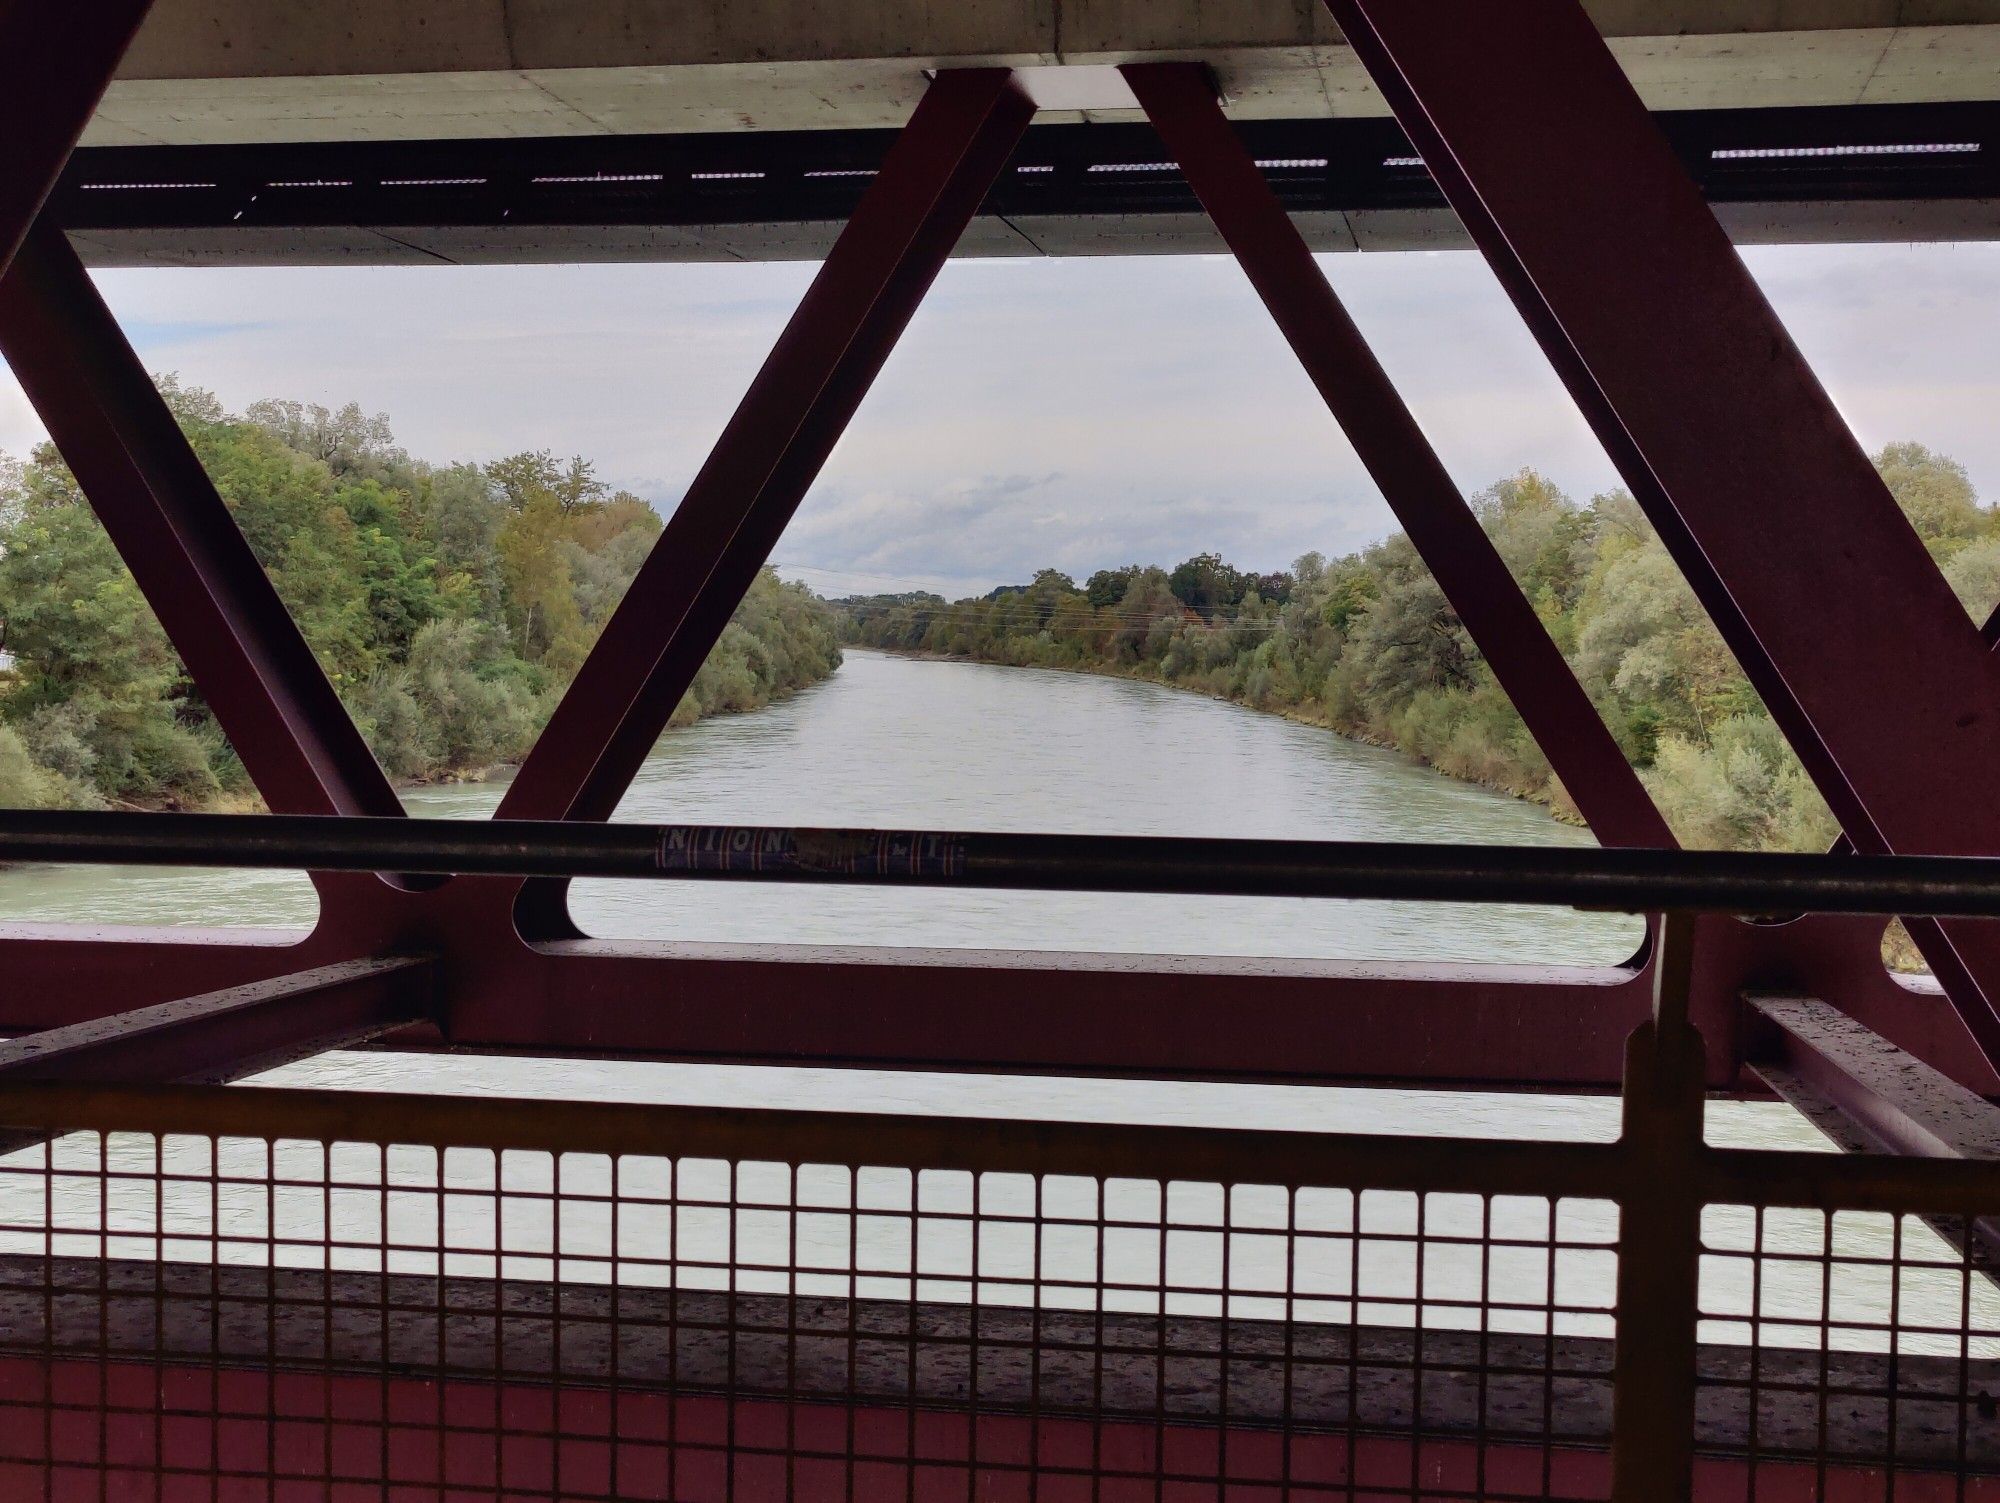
[0,956,432,1089]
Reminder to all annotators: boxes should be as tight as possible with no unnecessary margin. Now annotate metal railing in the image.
[5,817,2000,1497]
[0,1071,1994,1499]
[12,810,2000,916]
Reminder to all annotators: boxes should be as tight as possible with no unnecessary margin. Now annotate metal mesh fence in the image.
[1695,1202,2000,1499]
[0,1085,1995,1499]
[0,1095,1625,1502]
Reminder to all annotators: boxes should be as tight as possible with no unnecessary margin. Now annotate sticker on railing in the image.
[656,826,971,878]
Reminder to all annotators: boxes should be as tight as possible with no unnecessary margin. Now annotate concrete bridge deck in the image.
[90,2,2000,146]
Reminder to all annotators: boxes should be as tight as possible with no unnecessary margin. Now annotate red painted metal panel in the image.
[1123,61,1674,852]
[0,1340,1981,1499]
[0,910,1966,1095]
[0,227,403,828]
[1321,0,2000,1072]
[0,1361,1619,1502]
[498,70,1034,825]
[1826,602,2000,1026]
[3,1366,1944,1501]
[0,0,153,279]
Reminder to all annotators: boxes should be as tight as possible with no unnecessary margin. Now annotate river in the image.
[3,651,1949,1347]
[0,648,1788,1138]
[0,649,1643,962]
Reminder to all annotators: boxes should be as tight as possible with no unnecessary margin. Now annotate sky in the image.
[2,239,1998,599]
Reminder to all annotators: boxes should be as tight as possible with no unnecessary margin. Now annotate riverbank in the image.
[834,452,2000,856]
[0,383,845,814]
[0,647,1642,968]
[386,627,846,795]
[847,642,1581,820]
[829,536,1616,839]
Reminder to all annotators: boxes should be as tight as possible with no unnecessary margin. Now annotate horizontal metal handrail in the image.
[0,1080,1629,1197]
[5,809,2000,917]
[5,1080,2000,1218]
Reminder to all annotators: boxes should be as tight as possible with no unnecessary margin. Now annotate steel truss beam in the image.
[0,0,153,279]
[0,58,1987,1103]
[1826,599,2000,1019]
[1124,61,1672,851]
[0,957,431,1087]
[499,69,1035,825]
[0,914,1965,1097]
[1748,991,2000,1268]
[1323,0,2000,1074]
[0,225,403,825]
[1748,993,2000,1162]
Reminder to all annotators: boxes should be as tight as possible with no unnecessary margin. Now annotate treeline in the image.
[839,443,2000,854]
[0,381,840,809]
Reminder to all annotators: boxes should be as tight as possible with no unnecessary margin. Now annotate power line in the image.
[831,597,1311,636]
[775,560,1321,634]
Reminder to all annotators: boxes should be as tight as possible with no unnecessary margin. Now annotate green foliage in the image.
[345,617,546,782]
[0,722,78,809]
[1085,565,1142,609]
[1878,442,1981,549]
[1167,552,1251,619]
[838,442,1998,855]
[673,572,844,728]
[0,382,842,808]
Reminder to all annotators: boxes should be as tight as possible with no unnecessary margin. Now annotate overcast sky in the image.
[2,240,1996,598]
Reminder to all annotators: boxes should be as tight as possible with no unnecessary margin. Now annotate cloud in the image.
[3,241,2000,595]
[117,316,274,346]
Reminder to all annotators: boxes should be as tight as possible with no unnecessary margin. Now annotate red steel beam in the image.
[0,0,153,279]
[0,926,1646,1087]
[1748,991,2000,1267]
[0,225,404,821]
[1123,61,1674,851]
[1831,602,2000,1011]
[0,956,431,1086]
[1322,0,2000,1070]
[0,906,1960,1095]
[498,69,1035,824]
[1748,992,2000,1162]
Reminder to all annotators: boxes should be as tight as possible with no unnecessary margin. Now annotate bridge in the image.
[4,1,2000,1498]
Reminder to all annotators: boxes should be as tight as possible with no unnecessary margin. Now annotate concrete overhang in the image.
[90,2,2000,148]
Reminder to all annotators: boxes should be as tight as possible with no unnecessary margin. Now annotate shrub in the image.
[0,723,67,808]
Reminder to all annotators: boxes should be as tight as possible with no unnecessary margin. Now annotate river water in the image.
[0,650,1643,963]
[0,647,1809,1140]
[1,651,1967,1348]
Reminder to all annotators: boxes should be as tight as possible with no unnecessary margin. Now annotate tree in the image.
[1108,568,1182,662]
[564,497,663,627]
[0,378,845,808]
[337,478,443,658]
[1574,538,1744,747]
[0,494,212,802]
[497,489,589,672]
[1020,568,1078,629]
[569,492,660,552]
[488,450,608,514]
[1944,536,2000,627]
[244,398,404,482]
[1474,469,1589,618]
[1085,565,1142,609]
[1877,441,1981,548]
[1356,570,1473,704]
[1167,552,1249,619]
[419,463,510,625]
[1250,571,1294,606]
[1319,561,1378,634]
